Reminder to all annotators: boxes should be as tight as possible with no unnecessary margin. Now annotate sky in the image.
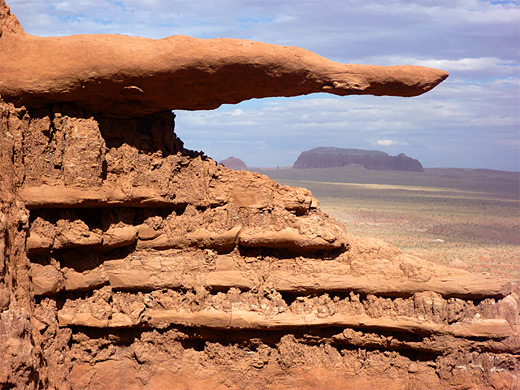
[8,0,520,170]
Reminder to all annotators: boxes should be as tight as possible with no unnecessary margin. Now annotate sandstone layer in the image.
[0,1,448,117]
[293,147,424,172]
[1,1,519,389]
[1,101,519,390]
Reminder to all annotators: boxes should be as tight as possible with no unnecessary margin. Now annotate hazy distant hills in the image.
[219,156,247,170]
[293,147,424,172]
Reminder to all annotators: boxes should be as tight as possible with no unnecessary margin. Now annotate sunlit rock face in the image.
[2,99,518,390]
[1,1,519,389]
[0,0,448,117]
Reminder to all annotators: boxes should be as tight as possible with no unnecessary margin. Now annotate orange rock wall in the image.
[0,101,518,389]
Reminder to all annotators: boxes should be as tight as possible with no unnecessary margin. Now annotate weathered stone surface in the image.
[62,268,109,292]
[101,226,139,249]
[2,2,519,390]
[238,226,347,251]
[1,98,519,390]
[0,1,448,117]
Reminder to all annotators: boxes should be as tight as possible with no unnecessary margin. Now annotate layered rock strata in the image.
[1,101,518,389]
[1,1,518,388]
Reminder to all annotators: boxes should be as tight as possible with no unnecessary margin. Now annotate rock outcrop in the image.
[1,2,518,390]
[219,156,247,170]
[293,147,424,171]
[1,101,519,390]
[0,1,449,117]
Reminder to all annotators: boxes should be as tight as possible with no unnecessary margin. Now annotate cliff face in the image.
[293,147,424,172]
[1,2,519,389]
[1,100,519,390]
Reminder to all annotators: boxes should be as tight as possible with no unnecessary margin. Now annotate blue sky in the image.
[8,0,520,170]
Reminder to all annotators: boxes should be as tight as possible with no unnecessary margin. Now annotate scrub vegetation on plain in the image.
[253,166,520,278]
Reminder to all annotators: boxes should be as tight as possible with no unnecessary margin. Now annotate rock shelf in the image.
[1,2,518,388]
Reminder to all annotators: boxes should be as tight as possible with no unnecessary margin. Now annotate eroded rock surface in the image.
[1,2,518,389]
[1,100,518,389]
[0,0,448,117]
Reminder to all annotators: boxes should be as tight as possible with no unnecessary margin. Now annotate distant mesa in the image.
[293,147,424,172]
[219,156,247,170]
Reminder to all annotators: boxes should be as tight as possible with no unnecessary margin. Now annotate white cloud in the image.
[376,139,409,146]
[415,57,517,72]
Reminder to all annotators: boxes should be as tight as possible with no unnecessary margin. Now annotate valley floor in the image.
[252,167,520,279]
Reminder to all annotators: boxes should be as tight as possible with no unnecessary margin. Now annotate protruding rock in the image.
[238,227,347,251]
[30,264,61,295]
[102,226,139,249]
[3,3,518,390]
[0,1,448,117]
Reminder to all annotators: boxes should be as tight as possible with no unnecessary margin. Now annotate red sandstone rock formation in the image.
[0,1,448,117]
[1,101,519,390]
[293,147,424,172]
[219,157,248,170]
[0,2,518,390]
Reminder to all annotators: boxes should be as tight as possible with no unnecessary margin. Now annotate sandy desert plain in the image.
[252,166,520,279]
